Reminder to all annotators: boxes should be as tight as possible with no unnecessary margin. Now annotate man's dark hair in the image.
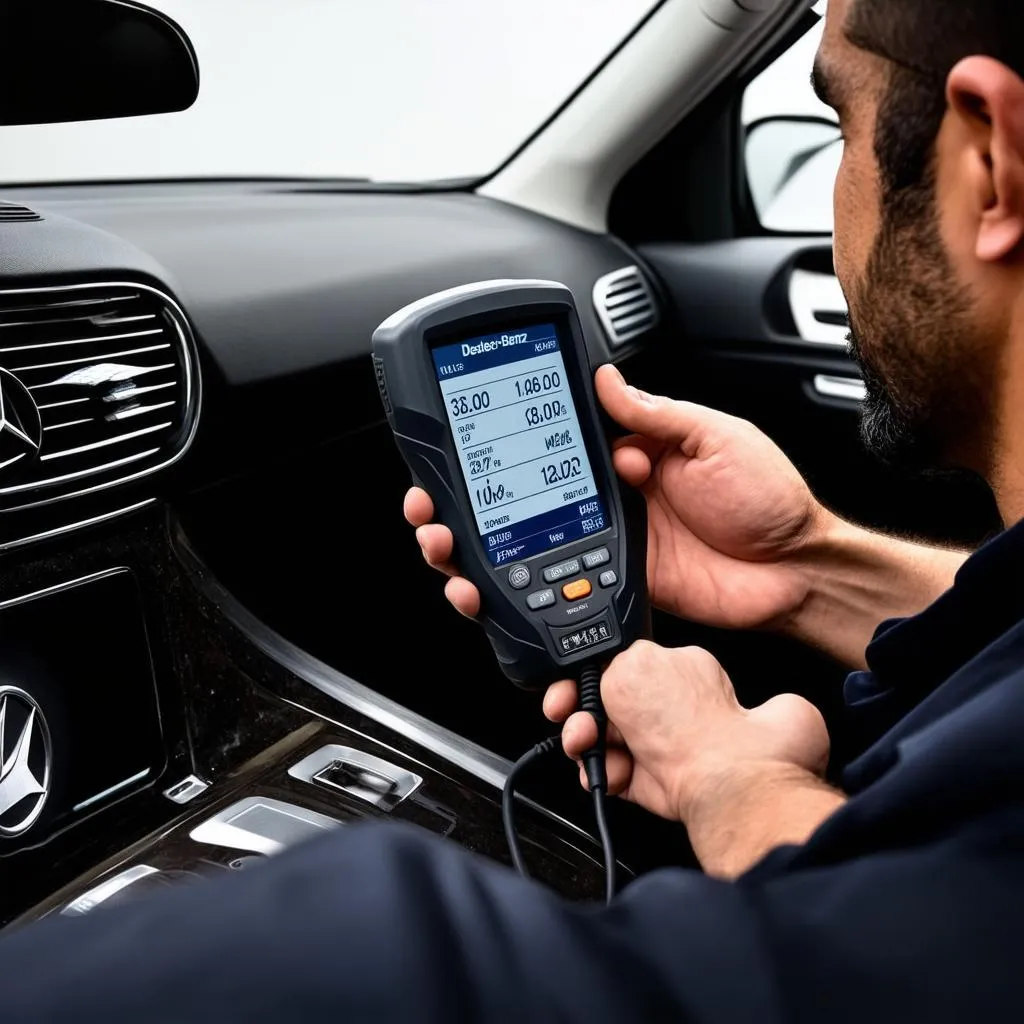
[846,1,1024,197]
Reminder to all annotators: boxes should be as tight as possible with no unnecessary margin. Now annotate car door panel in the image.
[639,237,1000,548]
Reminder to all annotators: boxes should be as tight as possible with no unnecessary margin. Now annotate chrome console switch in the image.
[288,745,422,812]
[60,864,162,916]
[316,762,396,799]
[189,797,340,856]
[163,774,209,805]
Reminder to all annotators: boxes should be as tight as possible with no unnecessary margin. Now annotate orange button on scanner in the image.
[562,579,593,602]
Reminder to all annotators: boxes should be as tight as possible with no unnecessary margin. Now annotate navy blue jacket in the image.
[5,525,1024,1022]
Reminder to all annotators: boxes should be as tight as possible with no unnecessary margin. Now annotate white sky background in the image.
[0,0,659,184]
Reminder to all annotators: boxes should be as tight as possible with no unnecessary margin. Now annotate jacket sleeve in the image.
[3,817,1021,1023]
[0,823,783,1023]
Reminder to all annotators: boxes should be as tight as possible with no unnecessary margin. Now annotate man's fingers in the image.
[612,444,654,487]
[404,487,435,528]
[406,492,480,616]
[543,680,578,723]
[595,364,720,449]
[562,712,627,757]
[562,711,598,759]
[415,524,455,573]
[546,684,626,748]
[444,577,481,618]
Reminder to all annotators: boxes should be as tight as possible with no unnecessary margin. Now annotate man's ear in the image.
[947,56,1024,263]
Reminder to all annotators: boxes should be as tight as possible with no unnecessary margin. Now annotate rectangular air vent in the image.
[0,201,42,223]
[592,266,659,347]
[0,282,199,511]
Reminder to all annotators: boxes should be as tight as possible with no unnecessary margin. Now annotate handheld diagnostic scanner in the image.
[372,280,649,690]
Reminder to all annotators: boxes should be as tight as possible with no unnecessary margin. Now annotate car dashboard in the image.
[0,182,668,925]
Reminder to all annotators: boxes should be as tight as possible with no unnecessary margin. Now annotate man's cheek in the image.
[832,205,852,296]
[832,166,863,297]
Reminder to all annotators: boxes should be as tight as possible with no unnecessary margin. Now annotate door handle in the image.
[813,375,865,402]
[789,269,849,347]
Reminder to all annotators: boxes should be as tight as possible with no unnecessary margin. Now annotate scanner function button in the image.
[526,589,556,611]
[582,548,611,571]
[508,565,531,590]
[562,579,593,602]
[543,559,581,584]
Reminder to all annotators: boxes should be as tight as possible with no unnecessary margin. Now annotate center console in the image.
[26,721,607,923]
[0,505,614,927]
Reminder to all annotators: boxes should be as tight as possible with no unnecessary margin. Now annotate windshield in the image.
[0,0,659,186]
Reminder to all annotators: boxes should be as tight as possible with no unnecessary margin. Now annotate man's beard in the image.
[845,186,989,472]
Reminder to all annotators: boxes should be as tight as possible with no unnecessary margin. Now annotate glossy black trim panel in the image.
[17,723,612,925]
[171,520,512,791]
[0,499,158,552]
[169,518,623,861]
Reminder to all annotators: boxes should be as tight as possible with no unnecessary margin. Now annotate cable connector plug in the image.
[578,664,608,794]
[577,663,616,903]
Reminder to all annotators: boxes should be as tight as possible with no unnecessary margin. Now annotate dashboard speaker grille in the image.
[0,201,42,223]
[592,265,659,347]
[0,282,200,511]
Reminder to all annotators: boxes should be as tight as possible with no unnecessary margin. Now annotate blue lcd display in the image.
[432,322,610,567]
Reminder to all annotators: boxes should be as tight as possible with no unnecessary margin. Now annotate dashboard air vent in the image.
[0,201,42,223]
[0,282,200,512]
[592,265,659,347]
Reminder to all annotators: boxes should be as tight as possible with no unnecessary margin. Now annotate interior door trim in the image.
[813,374,865,403]
[639,237,850,353]
[789,269,849,348]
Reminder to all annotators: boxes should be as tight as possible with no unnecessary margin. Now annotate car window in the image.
[742,4,838,234]
[0,0,658,187]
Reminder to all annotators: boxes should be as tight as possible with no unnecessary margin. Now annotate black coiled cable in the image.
[501,664,617,904]
[501,737,560,879]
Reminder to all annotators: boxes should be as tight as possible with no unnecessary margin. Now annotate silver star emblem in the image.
[0,688,51,837]
[0,368,42,473]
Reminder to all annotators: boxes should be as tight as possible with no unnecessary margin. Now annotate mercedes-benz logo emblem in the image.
[0,686,52,838]
[0,368,42,476]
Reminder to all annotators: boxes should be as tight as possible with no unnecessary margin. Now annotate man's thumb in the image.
[751,694,830,775]
[595,364,719,448]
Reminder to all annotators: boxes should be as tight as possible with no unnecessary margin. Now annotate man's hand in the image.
[406,364,826,631]
[406,364,966,668]
[546,643,829,815]
[546,642,843,878]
